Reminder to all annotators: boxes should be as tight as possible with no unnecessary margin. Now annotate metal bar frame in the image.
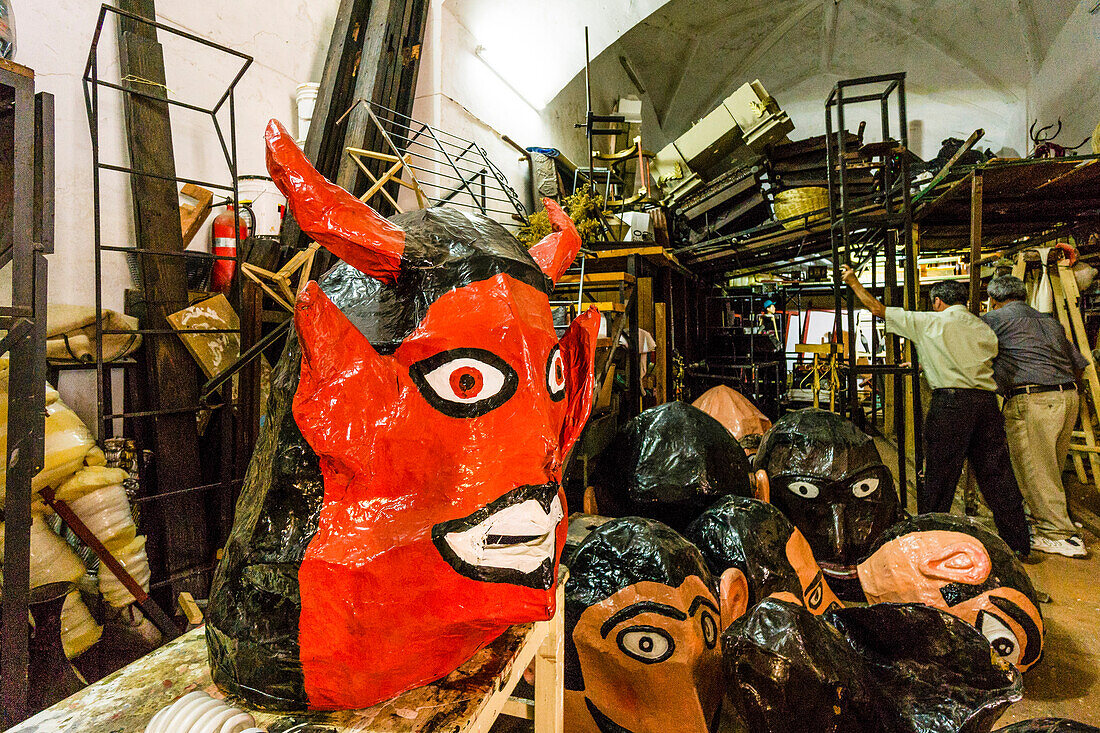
[1,64,50,728]
[825,71,921,506]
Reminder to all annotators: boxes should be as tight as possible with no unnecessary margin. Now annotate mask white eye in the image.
[978,611,1021,666]
[409,348,518,418]
[787,481,820,499]
[617,626,674,664]
[700,612,718,648]
[546,345,566,401]
[851,477,880,498]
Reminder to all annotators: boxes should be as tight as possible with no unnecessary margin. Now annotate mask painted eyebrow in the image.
[990,595,1042,667]
[600,601,687,638]
[688,596,719,617]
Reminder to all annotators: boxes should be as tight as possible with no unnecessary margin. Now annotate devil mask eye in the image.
[409,348,519,418]
[851,476,880,498]
[546,345,566,401]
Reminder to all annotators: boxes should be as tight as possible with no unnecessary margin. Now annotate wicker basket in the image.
[773,187,829,229]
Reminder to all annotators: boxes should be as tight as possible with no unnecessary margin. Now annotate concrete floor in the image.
[873,437,1100,725]
[999,527,1100,725]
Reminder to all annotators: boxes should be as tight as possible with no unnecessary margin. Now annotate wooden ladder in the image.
[1016,252,1100,485]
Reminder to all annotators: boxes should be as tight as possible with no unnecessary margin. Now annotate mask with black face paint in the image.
[755,408,899,588]
[685,496,842,626]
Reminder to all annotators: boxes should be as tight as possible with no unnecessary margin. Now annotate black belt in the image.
[1007,382,1077,398]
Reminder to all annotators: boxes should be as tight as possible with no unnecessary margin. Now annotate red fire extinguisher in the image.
[211,204,248,293]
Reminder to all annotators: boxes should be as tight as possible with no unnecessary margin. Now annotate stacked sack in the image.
[1,363,151,658]
[0,513,102,657]
[55,467,151,608]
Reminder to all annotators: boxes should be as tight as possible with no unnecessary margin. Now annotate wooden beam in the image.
[117,0,210,603]
[969,171,983,313]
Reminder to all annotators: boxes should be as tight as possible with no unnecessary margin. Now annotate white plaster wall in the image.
[16,0,341,313]
[1027,0,1100,153]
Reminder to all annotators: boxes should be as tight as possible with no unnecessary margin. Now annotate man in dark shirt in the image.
[983,275,1089,558]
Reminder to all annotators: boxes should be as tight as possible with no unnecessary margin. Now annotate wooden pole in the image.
[969,171,983,314]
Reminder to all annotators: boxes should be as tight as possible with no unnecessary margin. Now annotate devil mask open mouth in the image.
[432,482,564,589]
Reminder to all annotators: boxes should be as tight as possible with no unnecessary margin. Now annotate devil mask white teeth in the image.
[432,483,564,589]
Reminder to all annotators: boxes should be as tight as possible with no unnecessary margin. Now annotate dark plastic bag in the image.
[595,402,754,531]
[721,598,1021,733]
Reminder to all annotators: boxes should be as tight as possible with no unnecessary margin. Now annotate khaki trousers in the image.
[1003,389,1079,540]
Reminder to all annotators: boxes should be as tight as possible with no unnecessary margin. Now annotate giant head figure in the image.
[857,513,1044,672]
[565,517,722,733]
[685,496,842,628]
[592,402,761,532]
[722,599,1022,733]
[755,408,899,590]
[207,120,599,710]
[690,385,771,456]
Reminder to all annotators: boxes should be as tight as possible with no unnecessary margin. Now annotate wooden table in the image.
[14,578,565,733]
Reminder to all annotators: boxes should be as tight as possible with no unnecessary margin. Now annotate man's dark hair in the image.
[564,517,713,690]
[987,275,1027,304]
[685,496,803,607]
[929,280,970,307]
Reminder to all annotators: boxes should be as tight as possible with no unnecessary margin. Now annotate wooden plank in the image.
[533,576,566,733]
[968,172,982,314]
[178,184,212,247]
[116,3,210,601]
[654,302,668,405]
[1051,269,1100,483]
[637,277,654,335]
[20,597,564,733]
[588,302,625,313]
[557,271,635,284]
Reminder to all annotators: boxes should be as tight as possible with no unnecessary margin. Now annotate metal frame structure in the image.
[340,100,529,226]
[82,4,252,592]
[0,59,52,729]
[826,72,922,506]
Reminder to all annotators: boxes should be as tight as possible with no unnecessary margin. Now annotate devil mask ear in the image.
[265,119,406,283]
[529,199,583,284]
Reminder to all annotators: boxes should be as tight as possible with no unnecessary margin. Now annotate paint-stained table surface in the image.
[13,622,540,733]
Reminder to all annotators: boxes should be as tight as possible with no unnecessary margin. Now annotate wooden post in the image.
[117,0,210,602]
[534,571,566,733]
[654,303,668,404]
[969,171,983,314]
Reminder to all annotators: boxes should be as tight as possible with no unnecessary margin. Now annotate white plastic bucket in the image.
[295,82,320,146]
[237,176,285,237]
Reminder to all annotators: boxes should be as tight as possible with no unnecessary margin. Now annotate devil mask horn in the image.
[265,119,406,283]
[529,199,582,284]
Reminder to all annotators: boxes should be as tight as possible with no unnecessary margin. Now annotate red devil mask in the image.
[206,120,599,711]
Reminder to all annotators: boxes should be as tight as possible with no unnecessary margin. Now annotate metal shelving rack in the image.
[82,5,253,600]
[0,58,53,728]
[825,72,922,506]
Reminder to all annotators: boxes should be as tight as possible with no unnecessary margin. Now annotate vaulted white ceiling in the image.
[539,0,1084,159]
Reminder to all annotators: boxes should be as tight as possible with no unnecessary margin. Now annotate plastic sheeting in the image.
[207,119,598,711]
[596,402,754,532]
[686,496,841,619]
[997,721,1100,732]
[755,408,899,587]
[722,598,1022,733]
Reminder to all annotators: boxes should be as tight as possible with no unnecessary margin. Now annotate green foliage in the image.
[518,191,605,247]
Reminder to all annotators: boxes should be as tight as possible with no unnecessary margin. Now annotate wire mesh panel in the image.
[351,101,529,228]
